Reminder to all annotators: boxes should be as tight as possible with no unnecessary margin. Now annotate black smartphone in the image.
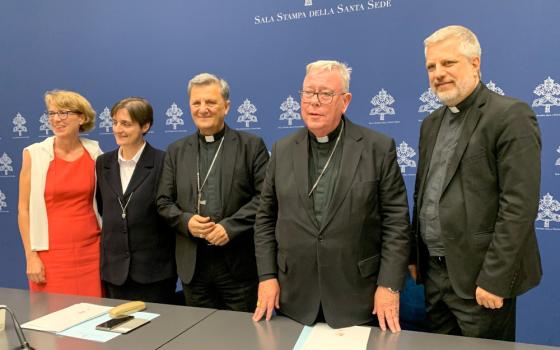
[95,315,134,331]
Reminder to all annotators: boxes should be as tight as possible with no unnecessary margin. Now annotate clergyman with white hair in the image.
[253,60,410,331]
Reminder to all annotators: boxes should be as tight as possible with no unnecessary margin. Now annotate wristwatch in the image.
[387,287,400,294]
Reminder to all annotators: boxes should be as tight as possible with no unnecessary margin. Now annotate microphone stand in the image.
[0,305,34,350]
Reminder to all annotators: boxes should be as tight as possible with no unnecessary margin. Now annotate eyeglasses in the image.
[300,90,346,105]
[47,110,82,120]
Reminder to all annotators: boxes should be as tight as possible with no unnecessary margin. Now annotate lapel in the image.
[220,125,237,214]
[185,134,199,206]
[292,129,319,229]
[417,109,445,207]
[123,143,155,197]
[320,118,363,231]
[440,90,486,195]
[103,150,124,198]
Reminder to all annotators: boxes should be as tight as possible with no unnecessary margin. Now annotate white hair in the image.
[306,60,352,92]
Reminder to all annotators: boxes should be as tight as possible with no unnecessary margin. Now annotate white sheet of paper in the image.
[297,323,371,350]
[0,307,5,331]
[21,303,111,333]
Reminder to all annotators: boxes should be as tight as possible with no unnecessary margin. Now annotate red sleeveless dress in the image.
[29,150,102,297]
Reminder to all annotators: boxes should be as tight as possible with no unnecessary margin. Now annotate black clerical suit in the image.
[411,84,542,340]
[255,117,410,328]
[96,143,177,303]
[157,124,269,311]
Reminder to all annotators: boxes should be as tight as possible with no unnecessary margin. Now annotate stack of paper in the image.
[293,323,371,350]
[21,303,111,333]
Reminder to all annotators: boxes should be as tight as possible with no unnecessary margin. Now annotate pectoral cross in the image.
[197,192,206,214]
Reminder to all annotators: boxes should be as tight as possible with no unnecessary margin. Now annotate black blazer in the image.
[96,143,176,286]
[156,125,269,284]
[254,117,410,328]
[411,85,542,299]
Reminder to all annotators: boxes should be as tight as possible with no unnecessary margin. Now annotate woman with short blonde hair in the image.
[18,89,103,296]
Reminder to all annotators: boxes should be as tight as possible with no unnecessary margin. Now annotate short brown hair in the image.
[111,97,154,134]
[44,90,96,132]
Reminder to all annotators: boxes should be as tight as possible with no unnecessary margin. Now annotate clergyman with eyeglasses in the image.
[253,60,410,331]
[157,73,269,311]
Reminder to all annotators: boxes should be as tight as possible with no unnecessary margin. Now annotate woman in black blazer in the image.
[96,97,176,303]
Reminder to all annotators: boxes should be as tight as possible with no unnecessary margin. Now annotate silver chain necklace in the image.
[308,120,344,197]
[196,136,225,214]
[118,192,134,220]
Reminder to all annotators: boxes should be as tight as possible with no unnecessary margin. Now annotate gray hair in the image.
[424,25,481,60]
[187,73,230,100]
[306,60,352,92]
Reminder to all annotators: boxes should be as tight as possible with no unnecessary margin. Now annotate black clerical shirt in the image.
[197,127,225,222]
[308,120,344,226]
[419,83,483,256]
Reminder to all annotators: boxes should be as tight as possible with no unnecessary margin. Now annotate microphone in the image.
[0,305,34,350]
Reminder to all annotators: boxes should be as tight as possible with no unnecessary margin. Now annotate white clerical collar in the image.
[199,127,226,143]
[118,142,146,164]
[447,83,482,115]
[311,119,344,144]
[448,106,460,114]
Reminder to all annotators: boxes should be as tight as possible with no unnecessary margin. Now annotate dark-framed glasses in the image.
[47,110,82,120]
[299,90,346,104]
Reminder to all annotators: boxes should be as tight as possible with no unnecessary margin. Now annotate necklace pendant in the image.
[121,213,126,219]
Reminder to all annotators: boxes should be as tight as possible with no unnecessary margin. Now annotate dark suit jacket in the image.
[254,117,410,328]
[156,125,269,284]
[96,142,176,286]
[411,85,542,299]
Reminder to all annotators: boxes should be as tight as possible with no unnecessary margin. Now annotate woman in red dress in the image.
[18,90,103,296]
